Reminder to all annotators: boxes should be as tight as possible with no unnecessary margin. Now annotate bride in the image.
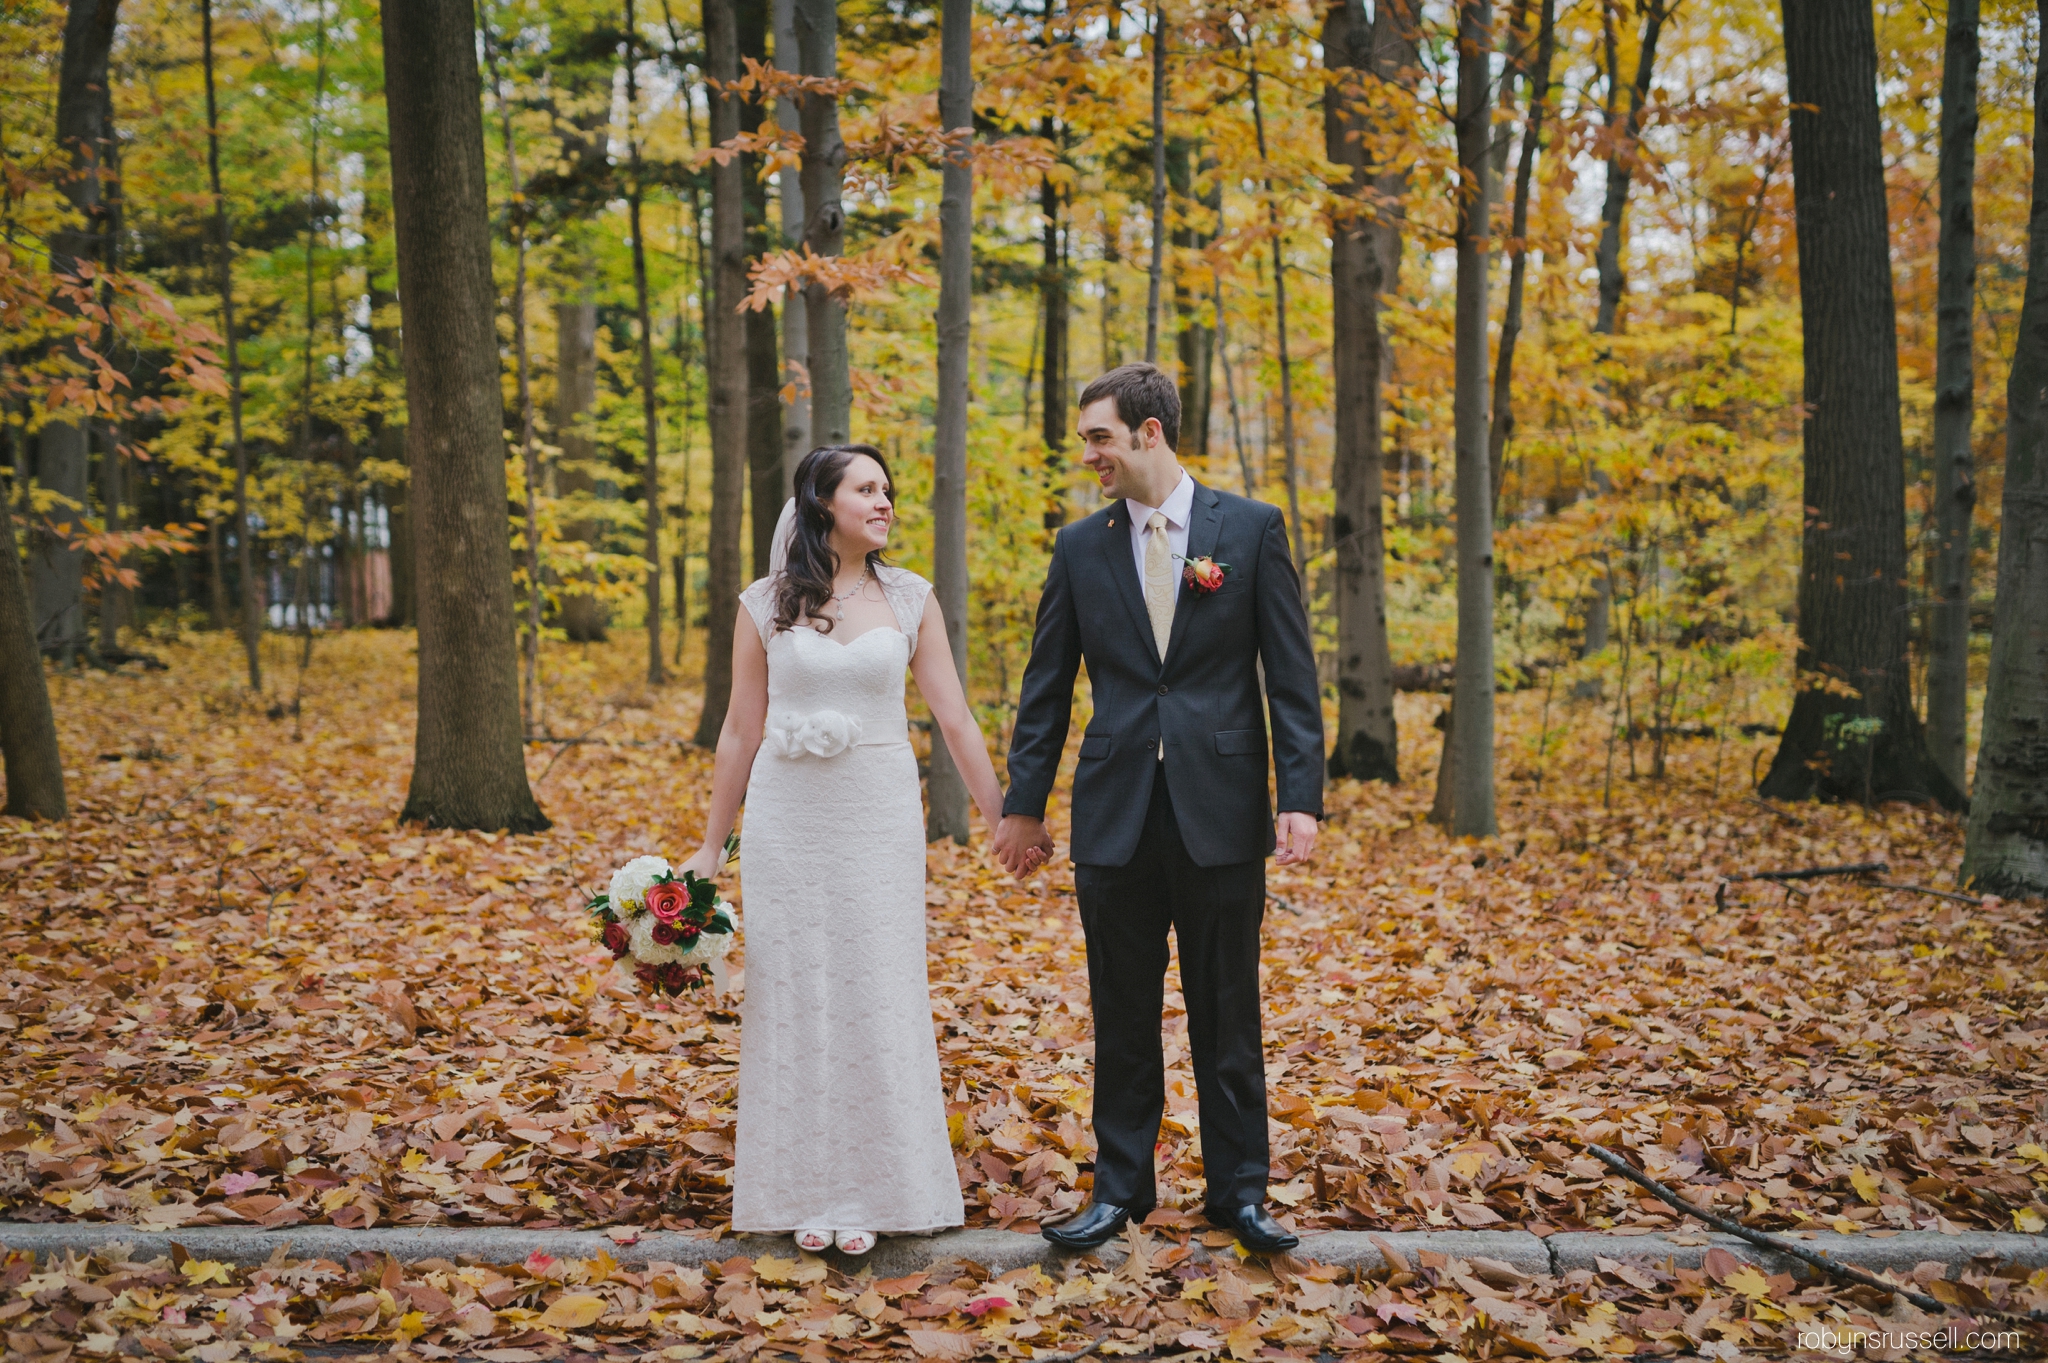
[679,443,1026,1255]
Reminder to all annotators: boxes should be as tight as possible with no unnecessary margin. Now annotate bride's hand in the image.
[678,844,724,883]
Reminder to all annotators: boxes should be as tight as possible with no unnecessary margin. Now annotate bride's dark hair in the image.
[772,443,894,635]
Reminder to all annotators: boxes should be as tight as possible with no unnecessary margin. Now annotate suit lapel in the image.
[1163,481,1223,666]
[1099,501,1161,665]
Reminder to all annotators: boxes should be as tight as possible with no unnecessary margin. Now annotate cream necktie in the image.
[1144,510,1174,660]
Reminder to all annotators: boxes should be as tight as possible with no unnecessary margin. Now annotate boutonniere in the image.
[1177,554,1231,594]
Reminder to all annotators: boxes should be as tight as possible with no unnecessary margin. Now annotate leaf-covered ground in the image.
[6,630,2047,1256]
[7,1231,2047,1361]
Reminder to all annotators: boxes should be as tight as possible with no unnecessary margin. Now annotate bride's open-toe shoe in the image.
[794,1229,833,1253]
[834,1230,876,1256]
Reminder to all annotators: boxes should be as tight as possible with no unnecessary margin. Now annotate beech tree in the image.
[926,0,973,843]
[1324,0,1404,784]
[1926,0,1980,793]
[381,0,547,833]
[1757,0,1961,810]
[0,489,66,820]
[695,0,749,746]
[796,0,850,444]
[1447,0,1496,836]
[1961,8,2048,898]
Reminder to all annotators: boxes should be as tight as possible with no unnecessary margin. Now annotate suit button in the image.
[1158,684,1169,695]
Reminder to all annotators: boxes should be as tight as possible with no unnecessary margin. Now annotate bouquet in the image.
[588,855,739,996]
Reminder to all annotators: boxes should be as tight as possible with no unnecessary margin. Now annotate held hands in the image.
[993,814,1056,881]
[1274,811,1318,866]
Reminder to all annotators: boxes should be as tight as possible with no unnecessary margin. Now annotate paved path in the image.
[3,1221,2042,1283]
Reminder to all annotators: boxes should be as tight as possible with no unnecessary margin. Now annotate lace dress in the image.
[729,565,965,1234]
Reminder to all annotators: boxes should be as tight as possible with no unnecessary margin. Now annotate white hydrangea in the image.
[608,854,671,912]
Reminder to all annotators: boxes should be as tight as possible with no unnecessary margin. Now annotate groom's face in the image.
[1077,398,1169,503]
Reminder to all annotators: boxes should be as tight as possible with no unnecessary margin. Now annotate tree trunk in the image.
[553,298,608,642]
[1488,0,1555,508]
[1170,140,1216,462]
[1040,160,1068,459]
[1324,0,1399,784]
[1144,6,1166,364]
[741,0,784,576]
[1961,12,2048,897]
[696,0,750,745]
[926,0,973,844]
[1927,0,1979,793]
[773,0,809,488]
[0,485,66,820]
[204,0,262,683]
[1449,0,1496,836]
[380,0,548,834]
[32,0,121,666]
[482,15,544,734]
[1758,0,1963,810]
[796,0,849,444]
[624,0,666,686]
[1246,56,1305,577]
[1592,0,1668,336]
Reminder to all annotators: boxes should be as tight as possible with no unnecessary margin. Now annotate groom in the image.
[994,362,1323,1254]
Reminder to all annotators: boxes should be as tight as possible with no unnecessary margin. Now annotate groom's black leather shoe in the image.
[1208,1202,1300,1254]
[1041,1200,1152,1250]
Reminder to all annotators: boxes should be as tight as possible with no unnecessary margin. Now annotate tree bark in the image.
[696,0,750,744]
[740,0,785,577]
[1040,161,1068,457]
[381,0,548,833]
[553,298,607,642]
[1488,0,1555,508]
[796,0,849,444]
[32,0,121,666]
[1144,6,1167,364]
[1449,0,1496,836]
[1758,0,1963,810]
[926,0,973,844]
[1961,9,2048,897]
[0,484,67,820]
[1246,54,1305,577]
[624,0,667,686]
[1324,0,1400,784]
[1927,0,1979,793]
[773,0,810,488]
[1170,140,1216,462]
[1592,0,1668,336]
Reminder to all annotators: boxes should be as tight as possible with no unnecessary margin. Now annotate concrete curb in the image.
[3,1222,2042,1283]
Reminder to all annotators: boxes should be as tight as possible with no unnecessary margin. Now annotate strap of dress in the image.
[878,567,929,654]
[739,577,778,644]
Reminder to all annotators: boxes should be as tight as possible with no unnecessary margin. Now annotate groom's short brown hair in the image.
[1080,362,1180,451]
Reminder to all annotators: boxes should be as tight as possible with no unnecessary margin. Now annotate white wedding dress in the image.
[729,565,965,1234]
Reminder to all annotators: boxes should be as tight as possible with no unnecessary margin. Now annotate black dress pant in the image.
[1073,775,1269,1212]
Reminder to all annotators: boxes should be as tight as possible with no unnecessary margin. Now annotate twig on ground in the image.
[1031,1338,1103,1363]
[1268,892,1302,915]
[1865,879,1979,906]
[1740,795,1805,826]
[1583,1142,2048,1324]
[139,774,216,824]
[535,719,613,785]
[1740,862,1887,883]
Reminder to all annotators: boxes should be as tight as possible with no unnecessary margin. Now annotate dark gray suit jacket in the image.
[1003,480,1325,868]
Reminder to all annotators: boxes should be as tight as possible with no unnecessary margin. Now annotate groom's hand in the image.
[994,815,1055,879]
[1274,812,1318,866]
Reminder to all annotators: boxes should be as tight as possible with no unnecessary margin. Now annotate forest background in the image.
[3,0,2039,854]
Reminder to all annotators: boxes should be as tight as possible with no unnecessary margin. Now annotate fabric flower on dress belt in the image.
[768,709,863,759]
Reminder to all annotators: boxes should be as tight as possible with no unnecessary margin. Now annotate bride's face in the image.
[826,454,894,558]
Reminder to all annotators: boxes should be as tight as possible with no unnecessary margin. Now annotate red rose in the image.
[601,921,630,957]
[1182,556,1229,594]
[652,920,678,946]
[644,881,688,923]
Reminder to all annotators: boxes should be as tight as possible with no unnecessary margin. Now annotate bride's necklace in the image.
[829,565,870,622]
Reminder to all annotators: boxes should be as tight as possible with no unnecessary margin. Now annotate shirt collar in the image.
[1128,468,1193,529]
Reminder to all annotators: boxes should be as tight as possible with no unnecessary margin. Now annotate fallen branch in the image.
[1865,879,1978,906]
[1031,1339,1103,1363]
[1583,1142,2048,1324]
[1268,892,1302,915]
[1740,795,1805,826]
[1740,862,1887,883]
